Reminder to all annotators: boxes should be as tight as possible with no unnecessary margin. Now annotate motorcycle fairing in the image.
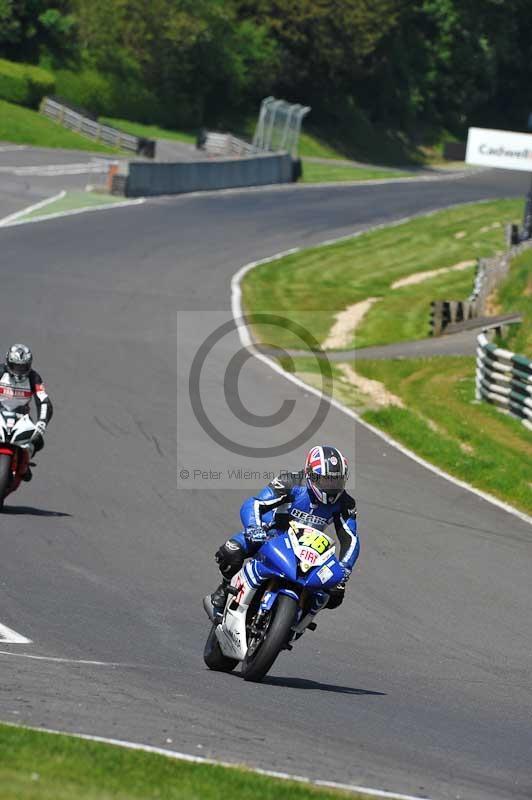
[0,412,35,444]
[260,587,299,613]
[215,566,256,660]
[214,523,346,662]
[257,530,344,590]
[256,533,298,581]
[0,412,35,496]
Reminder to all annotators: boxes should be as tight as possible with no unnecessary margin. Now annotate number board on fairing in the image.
[298,530,333,555]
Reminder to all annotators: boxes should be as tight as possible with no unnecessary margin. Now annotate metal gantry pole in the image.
[292,106,311,158]
[252,97,311,156]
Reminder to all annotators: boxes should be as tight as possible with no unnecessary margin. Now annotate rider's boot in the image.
[203,579,230,623]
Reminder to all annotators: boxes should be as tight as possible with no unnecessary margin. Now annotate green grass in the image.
[242,200,521,351]
[355,262,477,347]
[0,99,119,153]
[353,357,532,514]
[301,160,409,184]
[21,191,127,221]
[277,353,531,513]
[0,57,54,108]
[300,120,460,167]
[0,723,380,800]
[495,247,532,355]
[297,132,346,160]
[100,117,196,145]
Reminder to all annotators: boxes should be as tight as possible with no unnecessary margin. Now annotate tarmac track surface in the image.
[0,170,531,800]
[0,140,206,220]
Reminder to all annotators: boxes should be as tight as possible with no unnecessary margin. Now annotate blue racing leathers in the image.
[215,471,359,586]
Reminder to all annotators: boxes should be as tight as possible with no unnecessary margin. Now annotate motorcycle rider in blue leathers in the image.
[204,445,359,622]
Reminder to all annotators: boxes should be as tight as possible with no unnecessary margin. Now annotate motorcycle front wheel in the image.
[241,594,298,682]
[203,624,239,672]
[0,453,12,511]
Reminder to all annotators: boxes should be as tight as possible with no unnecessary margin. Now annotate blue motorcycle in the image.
[203,520,345,682]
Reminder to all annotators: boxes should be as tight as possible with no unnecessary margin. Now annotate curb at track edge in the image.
[1,722,431,800]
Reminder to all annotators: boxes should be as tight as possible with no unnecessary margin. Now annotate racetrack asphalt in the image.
[0,140,206,221]
[0,167,531,800]
[0,145,126,220]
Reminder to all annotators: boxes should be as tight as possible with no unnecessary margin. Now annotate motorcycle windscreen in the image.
[256,534,298,582]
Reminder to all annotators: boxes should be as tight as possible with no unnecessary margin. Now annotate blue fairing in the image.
[253,532,344,592]
[257,533,298,582]
[301,558,345,590]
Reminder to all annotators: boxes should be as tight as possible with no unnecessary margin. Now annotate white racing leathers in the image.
[0,366,53,448]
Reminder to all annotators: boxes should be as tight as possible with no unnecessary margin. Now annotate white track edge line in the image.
[231,202,532,527]
[0,190,66,227]
[151,168,479,205]
[2,722,429,800]
[0,650,121,665]
[0,197,145,228]
[0,622,32,644]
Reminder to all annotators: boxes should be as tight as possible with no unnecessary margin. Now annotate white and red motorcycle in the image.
[0,410,38,510]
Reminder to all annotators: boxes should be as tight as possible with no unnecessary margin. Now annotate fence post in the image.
[430,301,444,335]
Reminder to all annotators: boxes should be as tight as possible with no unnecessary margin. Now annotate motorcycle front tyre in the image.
[203,624,239,672]
[241,594,298,683]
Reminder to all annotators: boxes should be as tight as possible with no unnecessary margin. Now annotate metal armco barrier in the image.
[430,240,532,336]
[202,132,255,158]
[430,299,475,335]
[476,332,532,430]
[125,153,293,197]
[40,97,156,157]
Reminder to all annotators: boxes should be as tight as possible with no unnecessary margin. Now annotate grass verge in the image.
[355,357,532,514]
[0,99,119,153]
[0,723,380,800]
[242,198,531,514]
[20,190,128,221]
[301,161,409,183]
[281,355,531,514]
[100,117,196,145]
[242,200,521,351]
[495,247,532,355]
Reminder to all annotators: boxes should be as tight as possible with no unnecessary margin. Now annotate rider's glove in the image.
[245,525,268,543]
[33,421,47,437]
[339,563,352,583]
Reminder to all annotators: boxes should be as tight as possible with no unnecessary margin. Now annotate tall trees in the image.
[1,0,531,134]
[73,0,278,124]
[0,0,74,63]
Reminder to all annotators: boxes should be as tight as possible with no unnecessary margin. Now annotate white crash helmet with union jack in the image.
[305,445,348,504]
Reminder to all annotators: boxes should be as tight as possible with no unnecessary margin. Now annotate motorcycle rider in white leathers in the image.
[0,344,53,481]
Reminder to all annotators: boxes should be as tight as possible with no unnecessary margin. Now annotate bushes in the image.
[54,68,161,122]
[54,68,114,117]
[0,58,55,108]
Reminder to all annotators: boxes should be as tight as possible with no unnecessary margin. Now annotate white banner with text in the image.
[466,127,532,172]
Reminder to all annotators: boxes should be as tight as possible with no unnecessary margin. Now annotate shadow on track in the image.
[1,506,72,517]
[262,675,386,695]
